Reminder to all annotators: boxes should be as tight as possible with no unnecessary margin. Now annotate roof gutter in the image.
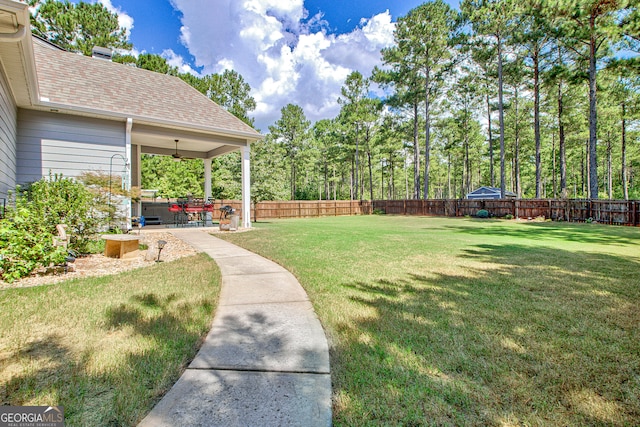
[0,24,26,42]
[37,99,264,142]
[0,0,40,106]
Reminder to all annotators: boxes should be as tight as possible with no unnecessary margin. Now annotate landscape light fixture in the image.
[156,240,167,263]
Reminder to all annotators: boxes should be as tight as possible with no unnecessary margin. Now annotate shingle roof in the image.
[32,39,261,140]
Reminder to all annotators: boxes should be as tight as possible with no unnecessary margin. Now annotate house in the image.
[466,186,517,200]
[0,0,262,227]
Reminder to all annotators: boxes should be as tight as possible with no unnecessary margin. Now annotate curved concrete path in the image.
[138,229,331,427]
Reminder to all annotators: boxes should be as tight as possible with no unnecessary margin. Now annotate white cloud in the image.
[162,49,200,75]
[169,0,396,131]
[98,0,134,36]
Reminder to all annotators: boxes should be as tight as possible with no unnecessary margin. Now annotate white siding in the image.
[0,68,17,200]
[17,110,127,185]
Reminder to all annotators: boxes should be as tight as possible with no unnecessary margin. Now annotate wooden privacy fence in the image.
[140,199,372,224]
[372,199,640,226]
[254,200,372,219]
[141,199,639,226]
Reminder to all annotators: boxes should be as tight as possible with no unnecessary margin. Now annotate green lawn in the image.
[221,216,640,426]
[0,253,220,426]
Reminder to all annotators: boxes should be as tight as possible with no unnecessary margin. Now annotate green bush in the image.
[505,214,514,220]
[0,207,67,282]
[0,175,108,282]
[476,209,489,218]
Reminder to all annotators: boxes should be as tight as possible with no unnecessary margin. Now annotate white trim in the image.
[204,157,212,225]
[241,144,251,228]
[36,99,263,142]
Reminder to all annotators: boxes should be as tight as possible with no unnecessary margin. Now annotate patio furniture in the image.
[101,234,140,259]
[168,198,188,226]
[185,197,206,226]
[169,197,214,227]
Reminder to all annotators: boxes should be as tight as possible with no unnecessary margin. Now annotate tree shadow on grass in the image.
[102,292,215,425]
[444,220,640,246]
[333,245,640,426]
[0,291,216,426]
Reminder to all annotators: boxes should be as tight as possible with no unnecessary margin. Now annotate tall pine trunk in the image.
[498,35,506,199]
[534,50,542,198]
[558,75,567,199]
[424,67,431,199]
[514,85,521,198]
[622,102,628,200]
[487,92,494,187]
[607,133,612,199]
[552,132,557,198]
[588,25,598,199]
[366,132,374,201]
[413,100,420,199]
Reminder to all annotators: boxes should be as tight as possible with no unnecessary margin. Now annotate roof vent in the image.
[91,46,113,61]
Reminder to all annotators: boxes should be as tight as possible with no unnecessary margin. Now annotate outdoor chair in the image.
[168,199,188,226]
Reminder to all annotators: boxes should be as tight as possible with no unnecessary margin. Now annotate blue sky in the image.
[94,0,460,130]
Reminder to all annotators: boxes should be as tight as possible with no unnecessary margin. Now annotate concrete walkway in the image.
[138,229,332,427]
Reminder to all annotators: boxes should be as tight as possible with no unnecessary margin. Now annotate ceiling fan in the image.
[172,139,182,160]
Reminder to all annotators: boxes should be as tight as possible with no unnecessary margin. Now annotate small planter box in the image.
[101,234,140,259]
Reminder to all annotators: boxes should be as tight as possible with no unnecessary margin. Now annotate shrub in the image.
[372,208,386,215]
[0,207,67,282]
[0,175,108,282]
[505,214,514,220]
[476,209,489,218]
[23,174,108,253]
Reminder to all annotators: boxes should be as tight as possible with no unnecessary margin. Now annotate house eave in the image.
[0,0,40,107]
[34,99,264,142]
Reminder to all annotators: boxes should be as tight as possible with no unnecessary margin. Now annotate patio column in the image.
[125,118,133,227]
[130,144,142,217]
[241,144,251,228]
[204,157,212,225]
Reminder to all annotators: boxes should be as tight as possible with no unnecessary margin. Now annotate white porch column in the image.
[204,157,212,225]
[125,118,133,228]
[241,144,251,228]
[204,158,212,199]
[132,144,142,217]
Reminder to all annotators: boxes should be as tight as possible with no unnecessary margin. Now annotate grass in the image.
[0,253,220,426]
[220,216,640,426]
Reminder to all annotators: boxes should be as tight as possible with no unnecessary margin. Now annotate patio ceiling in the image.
[132,123,251,160]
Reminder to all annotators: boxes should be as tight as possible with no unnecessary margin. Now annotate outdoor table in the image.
[169,197,214,226]
[101,234,140,259]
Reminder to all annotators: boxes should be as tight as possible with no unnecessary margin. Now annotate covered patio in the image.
[128,122,258,228]
[13,26,263,229]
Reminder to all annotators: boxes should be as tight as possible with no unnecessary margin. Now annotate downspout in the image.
[125,118,133,228]
[241,144,251,228]
[0,25,26,42]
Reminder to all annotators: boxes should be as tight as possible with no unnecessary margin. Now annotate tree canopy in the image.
[29,0,131,56]
[28,0,640,202]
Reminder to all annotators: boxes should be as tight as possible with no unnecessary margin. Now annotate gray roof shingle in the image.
[33,39,261,139]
